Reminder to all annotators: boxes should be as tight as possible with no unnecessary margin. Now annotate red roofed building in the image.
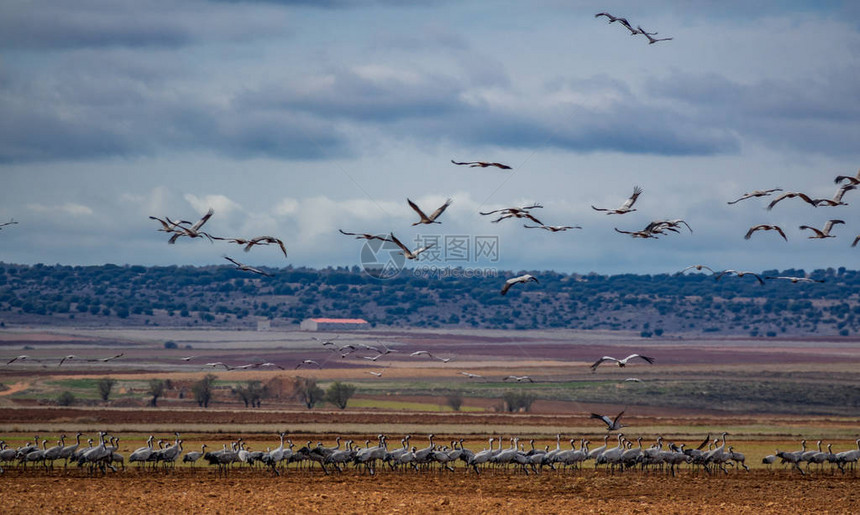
[300,317,369,331]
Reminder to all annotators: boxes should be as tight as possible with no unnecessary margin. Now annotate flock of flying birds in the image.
[735,170,859,247]
[148,209,288,277]
[5,353,124,367]
[594,12,673,44]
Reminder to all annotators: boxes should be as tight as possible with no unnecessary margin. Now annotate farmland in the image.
[1,326,858,513]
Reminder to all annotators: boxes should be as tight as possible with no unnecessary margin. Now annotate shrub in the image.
[445,392,464,411]
[57,391,75,406]
[501,390,536,412]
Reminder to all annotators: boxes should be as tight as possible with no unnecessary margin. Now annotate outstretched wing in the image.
[479,208,507,216]
[625,354,655,365]
[766,193,792,211]
[522,212,544,225]
[621,186,643,209]
[744,226,763,240]
[191,208,215,232]
[799,225,824,238]
[590,356,618,370]
[388,233,410,254]
[590,413,612,427]
[773,226,787,241]
[406,199,429,220]
[747,272,765,285]
[427,198,453,221]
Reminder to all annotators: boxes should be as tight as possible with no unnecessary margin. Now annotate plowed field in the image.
[1,468,856,514]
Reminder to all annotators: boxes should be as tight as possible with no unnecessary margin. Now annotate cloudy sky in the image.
[1,0,858,275]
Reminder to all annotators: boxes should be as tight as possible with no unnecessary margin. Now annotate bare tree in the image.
[97,377,117,402]
[326,382,357,410]
[292,377,325,409]
[148,379,165,407]
[234,380,267,408]
[192,373,217,408]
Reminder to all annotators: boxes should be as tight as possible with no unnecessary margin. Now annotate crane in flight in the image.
[591,410,626,431]
[592,186,642,215]
[500,274,539,295]
[727,188,783,204]
[451,160,511,170]
[590,354,654,372]
[407,198,452,225]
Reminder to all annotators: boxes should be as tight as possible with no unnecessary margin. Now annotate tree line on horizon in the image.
[0,262,858,336]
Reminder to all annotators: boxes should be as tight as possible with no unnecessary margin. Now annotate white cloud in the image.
[27,202,93,216]
[183,193,242,218]
[274,198,299,216]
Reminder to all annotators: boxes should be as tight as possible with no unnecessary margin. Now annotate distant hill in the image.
[0,263,858,337]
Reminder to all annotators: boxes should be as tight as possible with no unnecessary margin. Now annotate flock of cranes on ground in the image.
[3,431,859,478]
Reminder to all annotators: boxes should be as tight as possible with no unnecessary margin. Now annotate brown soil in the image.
[0,468,856,514]
[3,406,850,431]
